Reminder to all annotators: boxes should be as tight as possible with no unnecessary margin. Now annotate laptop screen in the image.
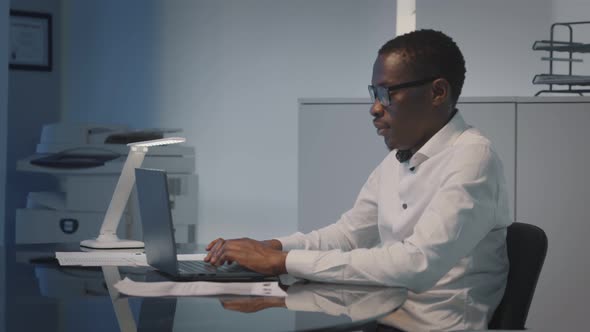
[135,168,179,275]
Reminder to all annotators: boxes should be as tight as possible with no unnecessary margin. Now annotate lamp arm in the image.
[98,147,147,237]
[81,138,185,249]
[102,266,137,331]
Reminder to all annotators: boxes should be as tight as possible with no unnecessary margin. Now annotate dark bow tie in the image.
[395,150,413,163]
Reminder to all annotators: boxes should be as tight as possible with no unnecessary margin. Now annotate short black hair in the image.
[378,29,466,106]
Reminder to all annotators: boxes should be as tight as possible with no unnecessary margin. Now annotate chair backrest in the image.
[488,222,548,330]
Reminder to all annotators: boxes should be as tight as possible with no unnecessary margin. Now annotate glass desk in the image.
[3,243,492,331]
[4,243,406,332]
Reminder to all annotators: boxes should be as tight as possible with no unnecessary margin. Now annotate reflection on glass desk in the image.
[4,243,496,331]
[5,244,405,332]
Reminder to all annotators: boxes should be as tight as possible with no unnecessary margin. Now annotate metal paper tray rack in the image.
[532,21,590,96]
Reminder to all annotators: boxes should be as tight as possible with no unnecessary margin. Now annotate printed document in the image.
[56,252,206,267]
[115,277,287,297]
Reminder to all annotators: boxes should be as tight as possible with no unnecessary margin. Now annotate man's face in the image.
[370,53,435,151]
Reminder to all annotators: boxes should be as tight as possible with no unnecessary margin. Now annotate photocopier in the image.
[16,122,198,244]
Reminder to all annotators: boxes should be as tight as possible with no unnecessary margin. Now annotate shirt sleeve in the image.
[284,144,506,292]
[276,163,382,252]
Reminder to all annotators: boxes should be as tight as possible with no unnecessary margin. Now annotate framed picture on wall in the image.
[9,10,52,72]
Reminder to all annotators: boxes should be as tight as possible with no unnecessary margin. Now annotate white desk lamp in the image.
[80,137,186,250]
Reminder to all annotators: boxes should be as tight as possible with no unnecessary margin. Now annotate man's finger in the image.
[214,239,226,254]
[205,240,216,261]
[215,250,233,266]
[210,245,225,265]
[206,239,225,263]
[211,239,231,264]
[206,238,223,251]
[205,238,222,261]
[215,248,240,267]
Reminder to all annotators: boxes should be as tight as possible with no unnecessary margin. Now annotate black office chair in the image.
[488,222,548,330]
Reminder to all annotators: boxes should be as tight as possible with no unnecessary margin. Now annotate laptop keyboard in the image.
[178,260,250,274]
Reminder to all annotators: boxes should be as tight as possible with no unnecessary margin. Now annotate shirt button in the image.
[402,203,408,209]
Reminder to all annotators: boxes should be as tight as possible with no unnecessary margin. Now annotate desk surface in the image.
[2,243,492,332]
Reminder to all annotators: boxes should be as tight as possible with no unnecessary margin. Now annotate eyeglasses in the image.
[368,77,437,107]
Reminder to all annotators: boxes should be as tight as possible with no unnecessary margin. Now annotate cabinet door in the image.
[517,102,590,330]
[460,102,516,220]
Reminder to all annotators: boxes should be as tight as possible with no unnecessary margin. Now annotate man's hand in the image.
[204,238,287,275]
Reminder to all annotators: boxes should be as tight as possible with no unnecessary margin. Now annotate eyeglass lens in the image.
[368,86,390,106]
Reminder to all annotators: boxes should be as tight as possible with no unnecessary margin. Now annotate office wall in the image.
[6,0,61,246]
[552,0,590,40]
[416,0,551,97]
[551,0,590,76]
[552,0,590,19]
[1,0,8,246]
[415,0,590,96]
[61,0,397,243]
[1,0,8,330]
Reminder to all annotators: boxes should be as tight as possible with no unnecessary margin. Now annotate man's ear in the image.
[431,78,450,107]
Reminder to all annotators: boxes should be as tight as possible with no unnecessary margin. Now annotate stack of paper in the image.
[56,252,206,267]
[114,277,287,297]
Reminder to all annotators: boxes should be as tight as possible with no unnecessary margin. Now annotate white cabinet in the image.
[298,96,590,330]
[516,100,590,330]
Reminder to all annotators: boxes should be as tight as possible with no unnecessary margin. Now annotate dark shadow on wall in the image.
[60,0,163,127]
[6,0,62,247]
[6,0,163,247]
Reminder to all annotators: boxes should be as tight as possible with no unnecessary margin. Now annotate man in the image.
[205,29,512,322]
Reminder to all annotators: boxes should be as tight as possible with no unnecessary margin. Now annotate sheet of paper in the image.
[56,252,206,267]
[115,277,287,297]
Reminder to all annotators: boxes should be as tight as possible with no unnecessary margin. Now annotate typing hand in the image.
[204,238,287,275]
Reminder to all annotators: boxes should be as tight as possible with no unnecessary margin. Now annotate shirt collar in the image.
[405,110,470,168]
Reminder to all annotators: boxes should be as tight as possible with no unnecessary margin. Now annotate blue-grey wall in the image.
[415,0,588,96]
[1,1,9,330]
[61,0,397,243]
[1,0,8,246]
[551,0,590,76]
[416,0,551,97]
[4,1,60,330]
[6,0,61,246]
[60,0,162,127]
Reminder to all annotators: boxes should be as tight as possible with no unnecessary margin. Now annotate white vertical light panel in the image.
[396,0,416,35]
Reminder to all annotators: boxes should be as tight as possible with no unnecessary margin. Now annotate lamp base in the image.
[80,234,144,250]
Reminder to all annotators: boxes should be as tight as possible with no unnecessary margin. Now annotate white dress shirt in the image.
[276,111,512,324]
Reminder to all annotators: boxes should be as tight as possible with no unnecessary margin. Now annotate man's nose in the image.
[370,100,384,117]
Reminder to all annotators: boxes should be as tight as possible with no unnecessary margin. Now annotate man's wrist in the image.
[263,239,283,251]
[274,251,288,275]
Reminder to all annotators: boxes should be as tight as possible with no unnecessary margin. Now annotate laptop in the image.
[135,167,274,281]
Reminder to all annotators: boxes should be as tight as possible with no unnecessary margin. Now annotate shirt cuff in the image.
[285,249,319,277]
[275,232,306,251]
